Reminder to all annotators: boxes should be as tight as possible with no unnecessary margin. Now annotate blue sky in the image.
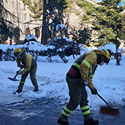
[118,0,125,7]
[96,0,125,7]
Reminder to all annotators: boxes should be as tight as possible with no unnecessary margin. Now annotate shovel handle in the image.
[85,83,110,107]
[14,68,23,79]
[97,93,110,107]
[14,73,18,79]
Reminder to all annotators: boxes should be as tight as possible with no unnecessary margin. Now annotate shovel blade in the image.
[8,77,19,81]
[100,106,120,115]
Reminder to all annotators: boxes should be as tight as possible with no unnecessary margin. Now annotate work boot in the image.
[13,89,22,94]
[57,118,69,125]
[33,88,39,92]
[84,118,99,125]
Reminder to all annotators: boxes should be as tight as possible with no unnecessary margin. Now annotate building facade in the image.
[1,0,42,43]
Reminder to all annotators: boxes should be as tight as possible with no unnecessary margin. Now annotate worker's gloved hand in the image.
[91,88,98,95]
[16,70,22,75]
[13,90,22,94]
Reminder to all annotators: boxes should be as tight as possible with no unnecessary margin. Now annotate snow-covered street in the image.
[0,46,125,124]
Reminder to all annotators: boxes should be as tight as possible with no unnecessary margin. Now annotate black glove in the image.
[13,90,22,94]
[16,70,22,75]
[91,88,98,95]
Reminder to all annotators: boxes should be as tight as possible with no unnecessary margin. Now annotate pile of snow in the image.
[99,43,116,53]
[0,41,55,52]
[56,24,67,31]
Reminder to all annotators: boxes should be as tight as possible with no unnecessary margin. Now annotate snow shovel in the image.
[97,93,120,115]
[86,84,120,115]
[8,68,22,81]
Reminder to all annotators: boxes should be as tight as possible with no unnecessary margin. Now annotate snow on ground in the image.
[0,44,125,113]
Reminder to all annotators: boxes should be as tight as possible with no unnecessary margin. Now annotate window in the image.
[29,14,31,21]
[19,13,21,21]
[18,3,20,10]
[12,1,15,9]
[24,14,27,21]
[5,0,8,4]
[24,5,26,10]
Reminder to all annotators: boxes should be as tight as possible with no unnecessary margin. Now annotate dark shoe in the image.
[33,88,39,92]
[13,90,22,94]
[84,118,99,125]
[57,118,69,125]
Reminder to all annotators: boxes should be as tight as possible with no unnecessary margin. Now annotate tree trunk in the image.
[41,0,47,45]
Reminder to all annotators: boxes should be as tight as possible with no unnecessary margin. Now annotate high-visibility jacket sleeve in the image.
[80,52,97,88]
[88,77,94,88]
[22,54,32,74]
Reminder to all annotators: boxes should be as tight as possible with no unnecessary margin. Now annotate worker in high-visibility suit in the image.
[57,49,110,125]
[13,48,39,94]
